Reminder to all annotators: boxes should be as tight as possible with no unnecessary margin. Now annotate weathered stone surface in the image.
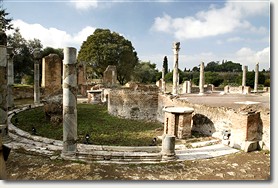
[108,84,159,121]
[41,54,62,96]
[172,42,180,95]
[199,62,205,94]
[103,65,117,86]
[62,47,77,157]
[33,48,42,104]
[42,90,63,125]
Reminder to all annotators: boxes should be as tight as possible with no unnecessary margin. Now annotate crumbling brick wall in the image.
[108,85,158,121]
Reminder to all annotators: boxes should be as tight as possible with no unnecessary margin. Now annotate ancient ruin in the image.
[62,47,78,157]
[103,65,117,86]
[172,42,180,95]
[42,54,62,96]
[7,47,14,109]
[33,49,42,104]
[199,62,205,94]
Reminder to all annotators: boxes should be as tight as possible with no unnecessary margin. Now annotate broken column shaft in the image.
[62,47,78,157]
[172,42,180,95]
[199,62,205,94]
[33,49,42,104]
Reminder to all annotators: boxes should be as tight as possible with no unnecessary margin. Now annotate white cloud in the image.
[70,0,98,10]
[227,37,243,42]
[234,47,270,70]
[8,19,96,50]
[151,1,269,40]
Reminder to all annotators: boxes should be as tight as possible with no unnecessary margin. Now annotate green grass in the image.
[11,104,163,146]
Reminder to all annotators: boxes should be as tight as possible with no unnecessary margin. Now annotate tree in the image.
[42,47,63,60]
[7,28,43,83]
[78,28,138,85]
[0,5,13,31]
[163,56,168,74]
[133,61,159,84]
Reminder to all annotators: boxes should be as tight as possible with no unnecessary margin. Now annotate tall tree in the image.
[78,28,138,85]
[133,61,159,84]
[0,3,13,31]
[7,28,43,83]
[163,56,168,75]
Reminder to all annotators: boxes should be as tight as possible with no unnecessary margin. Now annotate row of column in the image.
[167,41,260,95]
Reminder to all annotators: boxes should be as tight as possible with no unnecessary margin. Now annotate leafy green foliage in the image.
[12,104,163,146]
[42,47,63,60]
[78,28,138,85]
[246,71,266,88]
[204,60,242,72]
[205,72,224,87]
[7,28,43,83]
[133,61,160,84]
[0,8,13,31]
[163,56,168,75]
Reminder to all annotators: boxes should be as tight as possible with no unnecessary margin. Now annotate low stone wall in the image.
[108,85,158,121]
[157,94,270,150]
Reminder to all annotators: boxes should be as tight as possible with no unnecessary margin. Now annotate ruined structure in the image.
[172,42,180,95]
[230,107,263,152]
[77,62,87,96]
[103,65,117,86]
[163,106,194,139]
[199,62,205,94]
[62,47,78,157]
[42,54,62,96]
[108,84,159,121]
[242,65,247,87]
[33,49,42,104]
[182,81,192,94]
[7,47,14,108]
[254,62,259,93]
[161,67,166,93]
[0,31,7,179]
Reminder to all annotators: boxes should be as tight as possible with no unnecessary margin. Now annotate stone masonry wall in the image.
[108,85,158,121]
[157,94,270,150]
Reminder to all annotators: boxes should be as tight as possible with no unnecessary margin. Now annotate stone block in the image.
[242,141,258,152]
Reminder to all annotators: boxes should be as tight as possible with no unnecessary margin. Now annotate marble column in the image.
[0,31,7,179]
[254,63,259,93]
[33,49,42,104]
[7,47,14,108]
[62,47,78,157]
[242,66,247,87]
[199,62,205,94]
[187,80,192,93]
[172,42,180,95]
[162,67,166,93]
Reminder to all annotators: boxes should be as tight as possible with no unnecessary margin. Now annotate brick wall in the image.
[108,85,159,121]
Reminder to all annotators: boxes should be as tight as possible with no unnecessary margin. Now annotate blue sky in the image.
[3,0,270,71]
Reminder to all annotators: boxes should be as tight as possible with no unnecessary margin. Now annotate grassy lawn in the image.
[11,104,163,146]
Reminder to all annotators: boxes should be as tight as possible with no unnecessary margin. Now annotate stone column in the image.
[0,31,7,179]
[7,47,14,108]
[33,49,42,104]
[62,47,78,157]
[187,80,192,93]
[199,62,205,94]
[242,65,247,87]
[172,42,180,95]
[254,62,259,93]
[161,135,176,161]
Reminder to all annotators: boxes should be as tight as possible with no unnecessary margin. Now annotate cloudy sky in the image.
[3,0,270,71]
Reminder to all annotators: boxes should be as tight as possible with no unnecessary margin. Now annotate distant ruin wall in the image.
[108,85,158,121]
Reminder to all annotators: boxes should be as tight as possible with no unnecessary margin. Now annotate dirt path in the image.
[5,149,270,180]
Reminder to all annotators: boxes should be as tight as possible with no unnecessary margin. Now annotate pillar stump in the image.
[163,106,194,139]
